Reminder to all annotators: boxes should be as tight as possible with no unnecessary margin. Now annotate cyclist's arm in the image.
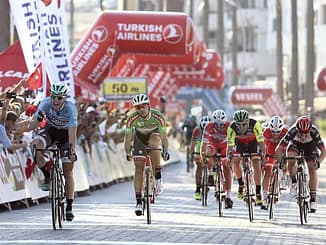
[160,132,169,152]
[124,115,134,154]
[226,126,236,155]
[69,126,77,149]
[253,121,265,156]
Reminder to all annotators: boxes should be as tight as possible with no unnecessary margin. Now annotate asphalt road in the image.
[0,153,326,245]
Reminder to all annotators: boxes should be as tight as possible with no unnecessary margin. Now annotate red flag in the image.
[26,63,42,90]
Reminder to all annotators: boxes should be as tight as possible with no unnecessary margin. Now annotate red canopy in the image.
[0,41,28,90]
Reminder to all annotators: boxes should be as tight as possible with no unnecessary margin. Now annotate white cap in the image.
[86,106,96,113]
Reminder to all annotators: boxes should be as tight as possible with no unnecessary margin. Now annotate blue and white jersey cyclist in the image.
[30,83,78,222]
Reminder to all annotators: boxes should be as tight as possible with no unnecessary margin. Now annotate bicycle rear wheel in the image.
[145,172,151,224]
[201,166,208,207]
[246,172,254,222]
[51,166,58,230]
[216,170,223,217]
[268,169,278,220]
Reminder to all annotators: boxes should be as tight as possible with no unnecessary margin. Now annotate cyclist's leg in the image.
[32,131,51,190]
[132,134,147,215]
[149,133,163,194]
[262,157,274,209]
[194,156,203,200]
[204,144,215,186]
[232,157,244,199]
[287,144,299,195]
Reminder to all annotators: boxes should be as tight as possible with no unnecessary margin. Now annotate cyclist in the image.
[261,115,288,210]
[189,115,211,200]
[226,109,265,205]
[201,109,233,208]
[124,94,169,216]
[29,83,78,221]
[182,115,197,172]
[275,115,326,213]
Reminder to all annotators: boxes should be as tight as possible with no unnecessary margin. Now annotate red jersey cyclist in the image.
[189,116,211,200]
[227,109,265,205]
[261,116,288,210]
[201,109,233,208]
[276,116,326,213]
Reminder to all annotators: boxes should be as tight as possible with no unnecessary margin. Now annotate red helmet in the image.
[296,116,311,133]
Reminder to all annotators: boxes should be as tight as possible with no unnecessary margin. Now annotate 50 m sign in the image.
[103,77,147,100]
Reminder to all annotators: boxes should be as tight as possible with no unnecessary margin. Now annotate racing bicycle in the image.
[204,153,226,217]
[141,147,162,224]
[283,153,317,225]
[230,153,260,222]
[33,144,65,230]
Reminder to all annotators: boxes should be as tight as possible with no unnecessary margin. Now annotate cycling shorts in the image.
[132,129,160,158]
[287,140,319,159]
[34,127,71,163]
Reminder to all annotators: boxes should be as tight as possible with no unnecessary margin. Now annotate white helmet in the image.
[269,116,284,133]
[132,94,150,106]
[50,83,69,96]
[200,116,211,129]
[212,109,227,124]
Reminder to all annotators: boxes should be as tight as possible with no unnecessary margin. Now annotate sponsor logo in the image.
[91,26,108,43]
[41,0,61,7]
[163,24,183,44]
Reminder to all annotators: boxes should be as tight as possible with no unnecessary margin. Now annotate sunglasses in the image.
[135,104,148,110]
[215,122,225,127]
[51,95,64,100]
[237,122,248,126]
[271,130,281,134]
[298,130,310,135]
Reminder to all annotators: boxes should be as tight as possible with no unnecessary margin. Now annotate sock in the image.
[291,175,297,184]
[40,166,50,178]
[136,192,142,204]
[66,199,73,211]
[155,168,162,179]
[237,178,244,186]
[256,185,261,196]
[310,191,317,202]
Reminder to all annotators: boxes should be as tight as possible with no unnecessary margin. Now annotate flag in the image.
[26,63,42,90]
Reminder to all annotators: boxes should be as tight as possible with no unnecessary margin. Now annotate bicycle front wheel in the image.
[201,167,208,207]
[145,172,151,224]
[246,172,254,222]
[268,170,278,220]
[216,171,223,217]
[51,166,58,230]
[298,174,309,224]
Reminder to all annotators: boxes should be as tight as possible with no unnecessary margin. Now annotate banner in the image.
[9,0,74,97]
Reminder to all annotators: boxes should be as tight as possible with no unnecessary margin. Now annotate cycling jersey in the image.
[36,97,78,130]
[191,126,203,153]
[278,125,325,153]
[227,118,264,146]
[263,127,288,156]
[202,121,230,144]
[125,108,166,135]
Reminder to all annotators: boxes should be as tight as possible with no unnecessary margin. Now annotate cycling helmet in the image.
[200,116,211,129]
[233,109,249,123]
[296,116,311,133]
[132,94,150,106]
[50,83,69,96]
[212,109,227,124]
[269,116,284,133]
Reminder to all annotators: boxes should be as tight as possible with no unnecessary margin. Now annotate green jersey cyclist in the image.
[124,94,170,216]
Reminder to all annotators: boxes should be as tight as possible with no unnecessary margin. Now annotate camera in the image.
[6,92,16,99]
[160,96,166,103]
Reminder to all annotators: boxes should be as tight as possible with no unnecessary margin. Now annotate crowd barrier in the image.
[0,139,181,210]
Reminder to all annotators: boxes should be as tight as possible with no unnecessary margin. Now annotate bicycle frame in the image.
[284,155,311,225]
[268,157,282,220]
[230,153,258,222]
[140,147,161,225]
[205,153,226,217]
[33,145,65,230]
